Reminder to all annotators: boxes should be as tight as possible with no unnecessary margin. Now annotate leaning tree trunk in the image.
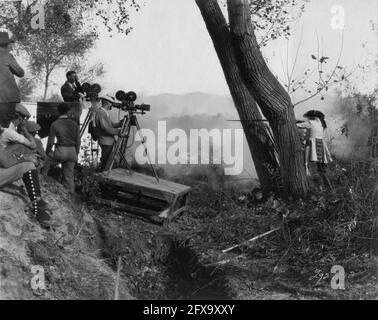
[196,0,280,194]
[227,0,309,198]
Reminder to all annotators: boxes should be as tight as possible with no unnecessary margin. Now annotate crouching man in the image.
[0,128,61,228]
[44,103,80,193]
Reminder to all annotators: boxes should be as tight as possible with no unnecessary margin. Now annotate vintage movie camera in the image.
[81,82,102,101]
[114,90,151,114]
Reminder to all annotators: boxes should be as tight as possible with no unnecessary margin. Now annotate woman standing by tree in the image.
[297,110,333,189]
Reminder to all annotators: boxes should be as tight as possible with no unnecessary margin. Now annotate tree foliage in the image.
[76,0,305,43]
[248,0,307,46]
[0,0,98,99]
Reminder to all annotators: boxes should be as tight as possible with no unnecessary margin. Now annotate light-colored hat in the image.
[15,103,31,118]
[99,94,116,104]
[25,121,41,133]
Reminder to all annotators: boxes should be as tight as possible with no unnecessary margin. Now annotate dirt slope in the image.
[0,179,133,300]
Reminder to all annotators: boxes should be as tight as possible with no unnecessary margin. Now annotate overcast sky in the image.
[88,0,377,96]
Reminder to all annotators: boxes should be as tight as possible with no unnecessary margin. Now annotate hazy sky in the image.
[89,0,378,96]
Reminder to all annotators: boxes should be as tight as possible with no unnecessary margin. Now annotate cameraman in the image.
[61,71,85,102]
[94,95,122,171]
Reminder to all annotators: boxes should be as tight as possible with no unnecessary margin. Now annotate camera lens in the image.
[115,90,128,101]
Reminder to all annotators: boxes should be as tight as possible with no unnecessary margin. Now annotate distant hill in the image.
[138,92,238,119]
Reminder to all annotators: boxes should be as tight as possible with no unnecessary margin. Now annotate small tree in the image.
[0,0,98,100]
[27,1,97,99]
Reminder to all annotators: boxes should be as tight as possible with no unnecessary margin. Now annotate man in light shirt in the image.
[0,103,36,150]
[93,95,122,171]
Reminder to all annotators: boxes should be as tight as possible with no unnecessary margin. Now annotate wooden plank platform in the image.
[96,169,191,220]
[98,169,190,202]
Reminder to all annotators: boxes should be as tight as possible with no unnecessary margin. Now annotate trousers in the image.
[99,144,113,171]
[44,145,77,192]
[0,162,35,188]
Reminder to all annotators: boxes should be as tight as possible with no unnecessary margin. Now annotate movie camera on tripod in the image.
[81,82,102,101]
[113,90,151,114]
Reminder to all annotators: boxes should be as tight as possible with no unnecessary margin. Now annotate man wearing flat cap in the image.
[0,31,25,128]
[93,95,122,171]
[0,103,36,150]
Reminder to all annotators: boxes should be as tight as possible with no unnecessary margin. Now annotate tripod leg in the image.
[105,117,132,173]
[134,119,160,183]
[118,124,134,175]
[80,108,92,138]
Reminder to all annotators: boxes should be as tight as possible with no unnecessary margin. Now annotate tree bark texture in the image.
[227,0,309,197]
[196,0,280,194]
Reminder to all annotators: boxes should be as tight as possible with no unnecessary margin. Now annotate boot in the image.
[22,170,61,228]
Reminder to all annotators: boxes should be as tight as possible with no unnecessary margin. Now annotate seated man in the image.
[44,103,81,193]
[93,95,122,171]
[0,103,36,150]
[0,127,60,228]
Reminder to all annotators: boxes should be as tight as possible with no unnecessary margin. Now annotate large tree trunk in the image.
[196,0,280,194]
[227,0,309,198]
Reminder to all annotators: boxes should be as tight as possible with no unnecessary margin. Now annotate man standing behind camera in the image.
[61,71,85,102]
[0,32,25,128]
[94,95,122,171]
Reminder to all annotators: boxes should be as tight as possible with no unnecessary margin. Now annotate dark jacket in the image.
[0,51,25,103]
[46,116,81,155]
[61,81,82,102]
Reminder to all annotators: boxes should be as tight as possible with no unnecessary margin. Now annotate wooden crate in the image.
[96,168,191,221]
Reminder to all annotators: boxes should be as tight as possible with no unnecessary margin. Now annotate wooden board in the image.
[98,169,191,202]
[95,169,191,221]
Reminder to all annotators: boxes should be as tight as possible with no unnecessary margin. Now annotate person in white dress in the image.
[297,110,333,187]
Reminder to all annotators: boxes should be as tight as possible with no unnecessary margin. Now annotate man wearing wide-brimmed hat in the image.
[93,95,122,171]
[0,31,25,128]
